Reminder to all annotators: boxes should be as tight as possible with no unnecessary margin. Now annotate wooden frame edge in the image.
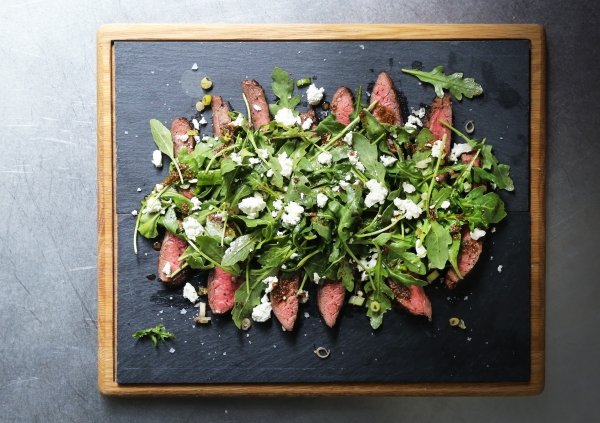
[97,24,546,396]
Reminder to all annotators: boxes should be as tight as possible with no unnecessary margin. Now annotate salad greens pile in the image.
[135,66,513,330]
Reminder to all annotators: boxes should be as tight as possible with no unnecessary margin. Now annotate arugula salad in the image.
[134,65,513,330]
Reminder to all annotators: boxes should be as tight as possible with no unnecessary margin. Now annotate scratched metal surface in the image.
[1,0,599,422]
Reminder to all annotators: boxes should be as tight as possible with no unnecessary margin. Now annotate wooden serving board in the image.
[97,24,546,396]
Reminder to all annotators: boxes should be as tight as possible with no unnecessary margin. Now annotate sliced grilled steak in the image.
[207,267,241,314]
[211,96,232,137]
[460,151,482,168]
[171,117,195,156]
[445,228,484,289]
[271,274,299,331]
[331,87,354,125]
[370,72,403,125]
[317,280,346,328]
[157,232,188,288]
[425,93,452,155]
[241,80,270,129]
[388,281,432,320]
[299,109,318,130]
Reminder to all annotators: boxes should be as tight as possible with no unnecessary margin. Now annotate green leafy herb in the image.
[402,65,483,100]
[424,221,453,270]
[132,324,175,347]
[149,119,184,183]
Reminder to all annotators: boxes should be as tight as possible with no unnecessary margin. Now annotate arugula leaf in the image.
[231,277,265,329]
[149,119,184,183]
[316,114,346,138]
[221,234,258,267]
[338,259,355,291]
[424,221,452,269]
[460,187,507,227]
[270,67,301,114]
[161,206,179,234]
[387,267,428,287]
[401,252,426,275]
[402,65,483,100]
[138,211,161,239]
[448,237,462,279]
[352,133,386,183]
[132,324,174,347]
[361,109,386,139]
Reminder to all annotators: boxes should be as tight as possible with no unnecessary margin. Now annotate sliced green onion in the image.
[296,77,312,87]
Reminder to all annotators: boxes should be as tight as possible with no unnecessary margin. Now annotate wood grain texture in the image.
[97,24,545,396]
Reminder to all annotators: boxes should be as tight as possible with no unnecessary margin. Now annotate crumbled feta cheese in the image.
[256,148,269,159]
[450,143,473,162]
[299,291,309,304]
[276,230,285,236]
[393,198,423,220]
[162,262,171,277]
[359,44,365,50]
[137,187,142,192]
[332,185,340,192]
[169,347,175,354]
[470,228,486,240]
[306,84,325,105]
[431,139,445,158]
[189,196,202,211]
[316,193,328,208]
[277,152,293,178]
[406,114,423,128]
[364,179,388,208]
[183,283,199,303]
[252,104,262,111]
[151,150,163,167]
[339,180,349,189]
[348,150,365,171]
[180,308,187,315]
[143,196,162,214]
[497,264,503,273]
[440,200,451,209]
[274,108,300,127]
[313,273,321,284]
[199,116,207,125]
[182,217,204,241]
[192,118,200,130]
[191,62,198,71]
[343,132,353,145]
[252,301,272,322]
[131,210,138,216]
[238,193,266,219]
[248,157,260,165]
[230,152,243,165]
[415,239,427,258]
[317,151,333,166]
[402,182,416,193]
[282,201,304,226]
[262,276,278,294]
[272,199,283,211]
[266,169,274,178]
[231,114,244,127]
[380,155,398,167]
[412,107,426,119]
[301,118,313,130]
[176,134,189,142]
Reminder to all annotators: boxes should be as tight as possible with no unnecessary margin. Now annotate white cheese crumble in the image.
[290,252,299,260]
[364,179,388,208]
[431,139,445,158]
[131,210,138,216]
[316,193,328,208]
[183,282,199,303]
[180,308,187,315]
[393,198,423,220]
[412,107,426,119]
[277,152,293,178]
[176,134,189,142]
[169,347,175,354]
[266,169,274,178]
[182,217,204,241]
[348,150,365,171]
[272,199,283,210]
[450,143,473,162]
[470,228,486,240]
[406,114,423,128]
[199,116,207,125]
[151,150,163,167]
[306,84,325,105]
[313,273,321,284]
[262,276,278,294]
[252,104,262,111]
[274,108,300,127]
[248,157,260,165]
[230,152,243,165]
[402,182,416,193]
[380,155,398,167]
[191,62,198,71]
[440,200,451,209]
[231,113,245,127]
[162,262,172,277]
[238,193,266,219]
[282,201,304,226]
[342,132,353,145]
[192,118,200,130]
[144,196,162,214]
[190,196,202,211]
[301,117,313,130]
[137,187,142,192]
[252,301,272,322]
[497,264,503,273]
[415,239,427,258]
[358,252,378,281]
[317,151,333,166]
[256,148,269,159]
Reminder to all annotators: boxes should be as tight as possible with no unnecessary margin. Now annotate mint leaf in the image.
[402,65,483,100]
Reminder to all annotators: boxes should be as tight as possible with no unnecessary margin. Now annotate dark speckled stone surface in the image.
[115,40,530,384]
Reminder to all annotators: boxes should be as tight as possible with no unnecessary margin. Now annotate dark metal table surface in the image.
[0,1,598,422]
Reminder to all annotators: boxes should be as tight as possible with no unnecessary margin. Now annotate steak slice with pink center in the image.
[317,280,346,328]
[388,281,432,320]
[370,72,403,125]
[207,267,241,314]
[271,274,299,331]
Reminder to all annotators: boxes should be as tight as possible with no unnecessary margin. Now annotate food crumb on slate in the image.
[497,264,503,273]
[169,348,175,354]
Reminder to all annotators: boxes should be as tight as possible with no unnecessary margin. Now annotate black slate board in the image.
[115,40,531,384]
